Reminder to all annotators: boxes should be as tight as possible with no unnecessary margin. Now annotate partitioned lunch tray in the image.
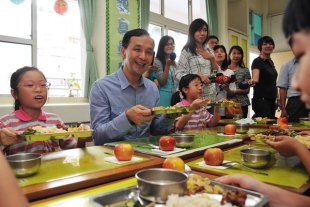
[91,181,268,207]
[209,100,241,107]
[151,106,190,115]
[18,130,93,141]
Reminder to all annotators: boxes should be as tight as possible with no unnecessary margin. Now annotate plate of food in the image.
[209,99,236,107]
[294,135,310,148]
[92,174,268,207]
[18,124,92,141]
[250,129,310,148]
[151,106,191,115]
[253,117,276,124]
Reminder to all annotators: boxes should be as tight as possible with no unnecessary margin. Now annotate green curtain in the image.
[206,0,218,36]
[78,0,99,98]
[140,0,150,30]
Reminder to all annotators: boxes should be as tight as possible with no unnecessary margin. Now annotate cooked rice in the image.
[165,194,232,207]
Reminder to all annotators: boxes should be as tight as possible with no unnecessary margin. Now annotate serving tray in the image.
[18,130,93,141]
[92,181,268,207]
[151,106,190,115]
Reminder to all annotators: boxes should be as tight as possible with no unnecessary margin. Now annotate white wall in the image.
[228,0,247,34]
[93,0,107,78]
[269,14,290,52]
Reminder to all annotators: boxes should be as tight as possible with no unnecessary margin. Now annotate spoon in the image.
[222,161,268,175]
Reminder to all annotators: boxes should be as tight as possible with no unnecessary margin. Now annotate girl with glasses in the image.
[0,66,77,155]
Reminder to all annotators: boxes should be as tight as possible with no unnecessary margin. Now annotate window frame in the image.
[249,9,262,46]
[0,0,85,104]
[149,0,206,37]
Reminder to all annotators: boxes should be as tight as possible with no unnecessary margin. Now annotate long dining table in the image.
[22,146,163,201]
[23,124,310,206]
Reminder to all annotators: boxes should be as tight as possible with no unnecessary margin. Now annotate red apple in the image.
[204,148,224,166]
[159,136,176,151]
[114,144,134,161]
[224,124,236,135]
[277,117,288,126]
[163,157,185,172]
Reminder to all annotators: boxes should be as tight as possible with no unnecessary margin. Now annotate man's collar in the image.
[15,108,46,122]
[117,67,145,90]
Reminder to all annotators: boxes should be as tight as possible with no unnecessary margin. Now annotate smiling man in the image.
[90,29,169,145]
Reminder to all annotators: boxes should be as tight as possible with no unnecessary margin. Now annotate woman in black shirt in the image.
[250,36,278,119]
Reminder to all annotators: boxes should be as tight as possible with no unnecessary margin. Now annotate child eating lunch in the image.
[172,74,219,131]
[0,66,77,155]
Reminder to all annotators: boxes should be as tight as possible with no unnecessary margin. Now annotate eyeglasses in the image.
[19,81,51,89]
[166,43,175,47]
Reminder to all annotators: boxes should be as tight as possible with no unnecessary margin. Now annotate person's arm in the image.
[174,112,195,131]
[266,136,310,174]
[207,106,219,127]
[196,47,218,70]
[0,152,29,207]
[228,86,250,96]
[0,127,18,146]
[278,88,288,117]
[277,63,290,117]
[90,82,143,145]
[153,79,159,87]
[249,68,260,86]
[240,69,251,94]
[299,131,310,136]
[174,99,211,130]
[154,58,172,86]
[217,174,310,207]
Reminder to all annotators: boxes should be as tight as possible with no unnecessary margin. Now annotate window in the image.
[249,10,262,46]
[164,0,188,25]
[0,0,83,98]
[149,0,207,60]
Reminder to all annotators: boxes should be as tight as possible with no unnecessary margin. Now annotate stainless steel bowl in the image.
[135,168,188,203]
[6,153,41,177]
[236,123,250,134]
[172,134,195,148]
[240,148,271,169]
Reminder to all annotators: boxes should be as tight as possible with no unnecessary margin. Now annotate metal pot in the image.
[240,148,271,169]
[236,123,250,134]
[6,153,41,177]
[172,134,195,148]
[135,168,188,203]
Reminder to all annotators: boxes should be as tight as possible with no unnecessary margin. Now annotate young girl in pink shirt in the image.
[0,66,77,155]
[172,74,219,131]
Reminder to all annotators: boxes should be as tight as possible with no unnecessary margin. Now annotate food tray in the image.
[151,106,190,115]
[254,118,276,125]
[18,130,93,141]
[92,181,268,207]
